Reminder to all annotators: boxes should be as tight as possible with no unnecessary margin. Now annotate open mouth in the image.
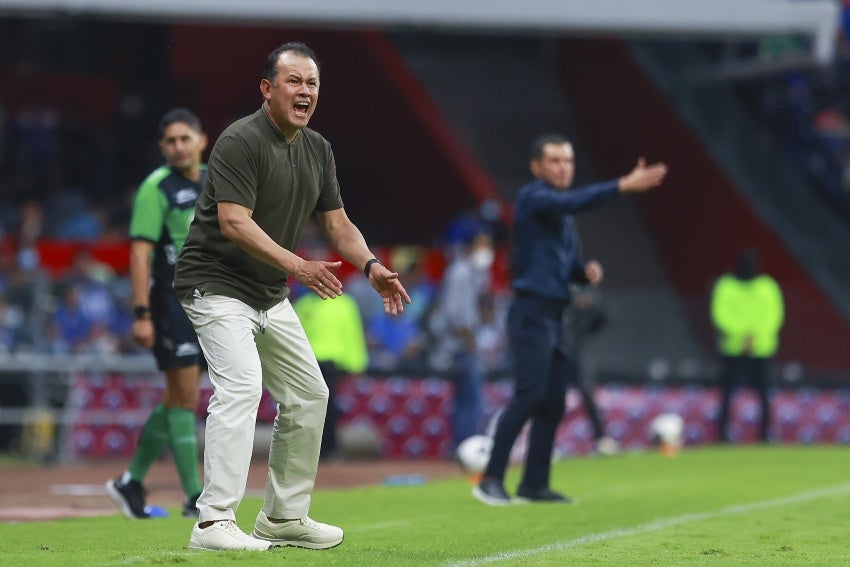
[293,101,310,117]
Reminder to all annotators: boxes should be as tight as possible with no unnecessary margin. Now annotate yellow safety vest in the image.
[710,273,784,357]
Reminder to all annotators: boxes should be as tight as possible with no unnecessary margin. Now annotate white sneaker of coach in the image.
[252,510,344,549]
[189,520,273,551]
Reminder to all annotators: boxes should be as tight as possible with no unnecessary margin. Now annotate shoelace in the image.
[220,520,251,540]
[299,517,319,529]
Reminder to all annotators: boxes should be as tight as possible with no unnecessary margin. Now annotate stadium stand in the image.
[3,7,850,462]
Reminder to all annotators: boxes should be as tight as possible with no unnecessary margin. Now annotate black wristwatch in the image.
[134,305,151,320]
[363,258,382,278]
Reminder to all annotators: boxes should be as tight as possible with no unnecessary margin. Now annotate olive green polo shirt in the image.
[174,107,344,310]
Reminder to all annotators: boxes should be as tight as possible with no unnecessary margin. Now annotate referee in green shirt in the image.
[106,108,207,520]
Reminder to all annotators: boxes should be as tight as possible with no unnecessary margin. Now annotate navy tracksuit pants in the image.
[484,293,575,490]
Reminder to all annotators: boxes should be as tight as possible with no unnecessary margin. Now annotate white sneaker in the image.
[252,510,344,549]
[188,520,273,551]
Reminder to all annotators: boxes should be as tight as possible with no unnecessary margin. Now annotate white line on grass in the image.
[446,483,850,567]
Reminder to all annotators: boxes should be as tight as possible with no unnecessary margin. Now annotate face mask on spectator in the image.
[471,248,494,270]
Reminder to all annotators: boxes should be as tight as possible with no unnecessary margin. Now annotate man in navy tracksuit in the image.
[473,134,667,505]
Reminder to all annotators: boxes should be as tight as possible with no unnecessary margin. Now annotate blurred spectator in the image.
[0,296,25,353]
[343,269,385,325]
[51,284,93,353]
[52,203,107,241]
[16,200,43,246]
[67,247,116,286]
[711,249,785,443]
[430,229,495,449]
[294,263,368,459]
[475,293,509,377]
[567,287,619,455]
[365,246,436,373]
[12,200,44,283]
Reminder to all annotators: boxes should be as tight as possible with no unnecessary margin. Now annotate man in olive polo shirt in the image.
[175,42,410,552]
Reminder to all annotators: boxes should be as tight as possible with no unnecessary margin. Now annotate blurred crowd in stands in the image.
[9,5,850,378]
[739,0,850,218]
[0,119,514,377]
[0,24,520,375]
[0,87,161,356]
[288,210,513,378]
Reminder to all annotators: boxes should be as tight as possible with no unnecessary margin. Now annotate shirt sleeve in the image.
[569,258,590,285]
[128,178,167,242]
[208,134,260,209]
[315,143,344,212]
[524,180,619,217]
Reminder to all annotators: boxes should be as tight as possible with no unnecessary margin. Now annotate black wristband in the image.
[363,258,382,278]
[133,305,151,320]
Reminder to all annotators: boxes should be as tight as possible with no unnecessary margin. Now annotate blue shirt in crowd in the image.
[511,178,620,301]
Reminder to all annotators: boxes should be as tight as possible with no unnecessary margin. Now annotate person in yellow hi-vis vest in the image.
[711,249,784,443]
[293,281,368,460]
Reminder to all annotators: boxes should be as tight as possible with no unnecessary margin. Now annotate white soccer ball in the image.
[456,435,493,473]
[650,413,684,446]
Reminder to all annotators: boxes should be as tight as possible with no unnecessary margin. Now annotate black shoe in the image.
[515,486,572,503]
[105,478,149,519]
[472,478,512,506]
[182,493,201,518]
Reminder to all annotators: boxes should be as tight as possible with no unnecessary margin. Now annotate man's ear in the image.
[259,78,272,100]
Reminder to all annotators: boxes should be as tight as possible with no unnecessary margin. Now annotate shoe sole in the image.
[250,531,343,550]
[513,495,573,504]
[104,479,147,519]
[471,486,513,506]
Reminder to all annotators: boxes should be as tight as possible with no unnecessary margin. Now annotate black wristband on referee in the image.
[133,305,151,320]
[363,258,382,278]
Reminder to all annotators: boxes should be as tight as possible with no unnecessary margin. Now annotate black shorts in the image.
[150,283,203,371]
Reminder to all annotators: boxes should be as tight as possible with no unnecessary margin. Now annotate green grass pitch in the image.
[3,445,848,566]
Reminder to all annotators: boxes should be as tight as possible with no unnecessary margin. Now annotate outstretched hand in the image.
[369,264,412,316]
[293,259,343,299]
[584,259,604,286]
[618,157,668,193]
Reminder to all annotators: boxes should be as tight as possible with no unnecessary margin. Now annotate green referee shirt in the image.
[174,107,344,311]
[129,165,206,286]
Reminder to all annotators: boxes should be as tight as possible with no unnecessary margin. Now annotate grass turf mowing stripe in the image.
[446,482,850,566]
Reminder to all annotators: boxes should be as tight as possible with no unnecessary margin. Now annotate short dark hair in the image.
[158,108,202,139]
[264,42,320,82]
[735,248,760,279]
[529,134,571,161]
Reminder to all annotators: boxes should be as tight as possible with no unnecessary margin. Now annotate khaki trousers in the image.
[182,293,328,523]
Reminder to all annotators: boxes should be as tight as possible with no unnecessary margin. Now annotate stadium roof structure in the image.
[0,0,841,64]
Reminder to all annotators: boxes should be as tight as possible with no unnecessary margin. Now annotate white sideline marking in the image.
[447,483,850,567]
[51,483,105,496]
